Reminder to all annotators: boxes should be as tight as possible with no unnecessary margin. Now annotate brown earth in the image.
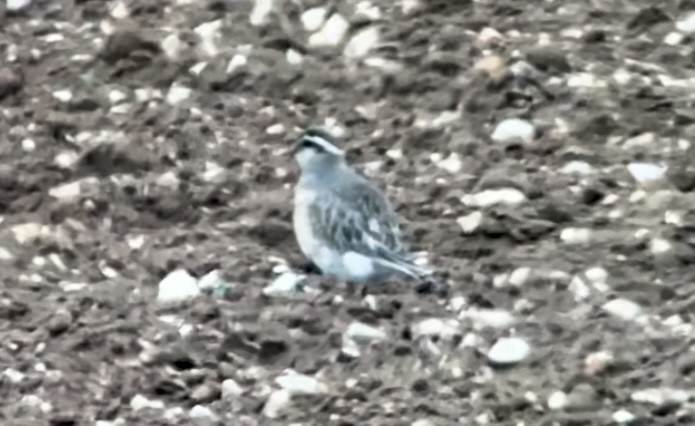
[2,0,695,424]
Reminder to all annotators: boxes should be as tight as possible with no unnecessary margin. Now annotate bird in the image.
[291,125,436,286]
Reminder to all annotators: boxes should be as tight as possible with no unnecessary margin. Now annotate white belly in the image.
[293,188,391,284]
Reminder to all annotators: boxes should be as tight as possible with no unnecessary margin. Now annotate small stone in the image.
[461,188,527,207]
[194,19,223,56]
[627,162,667,183]
[650,237,673,255]
[166,85,192,105]
[584,350,615,375]
[0,247,13,261]
[276,371,328,395]
[286,49,303,65]
[265,123,285,135]
[48,180,82,200]
[226,54,247,73]
[463,309,515,329]
[476,27,503,47]
[676,12,695,33]
[526,46,570,73]
[508,267,531,287]
[487,337,531,366]
[6,0,32,12]
[309,13,349,48]
[612,409,636,424]
[457,211,483,233]
[547,391,569,410]
[566,383,599,411]
[108,89,127,104]
[262,389,292,419]
[4,368,24,383]
[52,89,73,102]
[221,379,243,399]
[491,118,535,143]
[602,299,642,321]
[263,271,307,299]
[344,26,380,60]
[110,1,129,19]
[631,388,690,406]
[189,405,217,420]
[473,55,509,84]
[11,223,50,245]
[21,395,51,413]
[130,394,165,411]
[560,227,592,244]
[664,31,685,45]
[157,269,200,303]
[560,161,595,175]
[567,72,605,89]
[623,132,656,149]
[161,33,185,60]
[199,270,233,298]
[250,0,273,26]
[0,67,24,99]
[191,383,220,403]
[412,318,460,340]
[346,321,387,342]
[301,7,327,32]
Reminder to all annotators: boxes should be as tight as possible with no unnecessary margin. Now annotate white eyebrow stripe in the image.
[304,134,345,155]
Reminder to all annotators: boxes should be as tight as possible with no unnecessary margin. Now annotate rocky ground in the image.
[2,0,695,424]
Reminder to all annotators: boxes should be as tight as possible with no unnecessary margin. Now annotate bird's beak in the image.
[290,141,301,156]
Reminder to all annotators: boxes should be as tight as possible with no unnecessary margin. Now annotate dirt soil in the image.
[2,0,695,424]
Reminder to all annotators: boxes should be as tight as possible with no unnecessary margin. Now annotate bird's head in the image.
[293,126,346,172]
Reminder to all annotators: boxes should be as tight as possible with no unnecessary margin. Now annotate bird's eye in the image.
[301,140,317,150]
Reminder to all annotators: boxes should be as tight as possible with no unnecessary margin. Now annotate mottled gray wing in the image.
[309,179,411,262]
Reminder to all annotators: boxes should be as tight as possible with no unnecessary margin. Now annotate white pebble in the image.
[226,54,247,73]
[462,309,515,330]
[221,379,243,399]
[263,389,291,419]
[4,368,24,383]
[627,162,666,183]
[250,0,273,26]
[166,85,192,105]
[346,321,387,342]
[52,89,73,103]
[110,1,129,19]
[157,269,200,303]
[487,337,531,365]
[412,318,460,340]
[344,26,380,60]
[676,13,695,33]
[560,161,595,175]
[130,394,165,411]
[0,247,13,261]
[263,271,307,299]
[48,180,82,200]
[189,405,216,420]
[547,391,569,410]
[21,138,36,152]
[309,13,349,48]
[301,7,327,32]
[631,388,690,406]
[602,299,642,321]
[11,223,49,245]
[650,237,673,255]
[585,267,608,285]
[194,19,223,56]
[560,227,592,244]
[508,267,531,287]
[108,89,127,104]
[491,118,535,143]
[276,371,327,395]
[265,123,285,135]
[457,211,483,233]
[197,269,228,291]
[7,0,33,12]
[461,188,527,207]
[21,395,52,413]
[612,409,636,424]
[567,72,605,89]
[161,34,185,60]
[286,48,303,65]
